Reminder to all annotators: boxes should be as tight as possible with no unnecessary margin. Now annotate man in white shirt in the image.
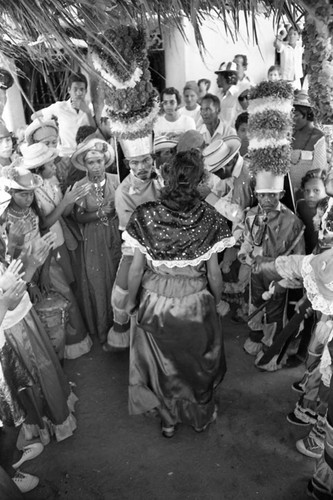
[31,73,95,157]
[274,27,303,89]
[233,54,253,93]
[215,61,241,128]
[198,93,235,145]
[154,87,195,139]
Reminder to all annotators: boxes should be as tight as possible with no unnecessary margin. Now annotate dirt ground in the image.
[2,318,315,500]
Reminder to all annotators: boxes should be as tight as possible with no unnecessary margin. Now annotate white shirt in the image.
[178,105,203,128]
[198,120,236,145]
[39,99,92,157]
[219,85,241,128]
[153,114,195,139]
[277,42,303,82]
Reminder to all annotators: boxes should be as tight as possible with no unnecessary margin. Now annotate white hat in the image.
[215,61,238,74]
[154,136,178,154]
[203,136,241,173]
[25,119,58,146]
[255,171,285,193]
[71,138,115,171]
[120,135,153,159]
[1,166,43,190]
[21,143,58,170]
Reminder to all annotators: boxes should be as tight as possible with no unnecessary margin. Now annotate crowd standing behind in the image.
[0,28,332,499]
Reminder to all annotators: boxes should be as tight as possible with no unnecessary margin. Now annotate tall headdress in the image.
[248,81,294,193]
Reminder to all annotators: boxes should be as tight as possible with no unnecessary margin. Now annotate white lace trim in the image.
[122,231,235,268]
[302,254,333,315]
[92,52,143,89]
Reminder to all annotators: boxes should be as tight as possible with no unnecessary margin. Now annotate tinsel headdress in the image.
[90,26,159,142]
[248,80,294,192]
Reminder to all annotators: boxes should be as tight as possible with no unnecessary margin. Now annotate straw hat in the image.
[0,190,11,216]
[71,138,115,171]
[21,143,58,170]
[1,166,43,190]
[302,249,333,315]
[293,90,312,108]
[215,61,238,74]
[25,119,58,146]
[177,130,205,153]
[154,136,178,154]
[203,136,241,173]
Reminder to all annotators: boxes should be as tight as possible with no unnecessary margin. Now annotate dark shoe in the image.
[287,412,312,427]
[161,425,175,438]
[285,355,304,368]
[291,381,304,393]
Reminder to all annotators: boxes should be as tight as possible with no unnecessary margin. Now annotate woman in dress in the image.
[2,163,92,360]
[0,188,77,446]
[290,91,327,202]
[72,138,121,344]
[124,149,235,437]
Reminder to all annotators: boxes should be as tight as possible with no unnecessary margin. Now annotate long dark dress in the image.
[124,200,235,429]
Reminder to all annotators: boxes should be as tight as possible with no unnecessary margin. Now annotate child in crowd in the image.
[240,171,305,370]
[267,65,282,82]
[235,112,249,157]
[297,169,327,254]
[178,81,202,128]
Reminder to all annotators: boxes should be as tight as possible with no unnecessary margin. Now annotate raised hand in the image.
[0,259,24,291]
[3,280,27,310]
[63,183,91,205]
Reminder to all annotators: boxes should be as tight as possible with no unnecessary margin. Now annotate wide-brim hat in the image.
[203,136,241,173]
[293,90,312,108]
[255,170,285,193]
[0,190,11,216]
[301,249,333,315]
[215,61,238,75]
[120,135,153,159]
[154,136,178,153]
[1,166,43,190]
[71,138,115,171]
[25,119,58,146]
[21,142,58,169]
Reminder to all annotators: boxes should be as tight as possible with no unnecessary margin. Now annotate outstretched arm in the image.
[206,253,223,304]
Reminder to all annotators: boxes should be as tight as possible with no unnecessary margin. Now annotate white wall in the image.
[163,12,277,95]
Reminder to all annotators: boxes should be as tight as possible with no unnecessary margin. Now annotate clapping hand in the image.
[0,259,24,291]
[63,183,91,206]
[3,280,27,310]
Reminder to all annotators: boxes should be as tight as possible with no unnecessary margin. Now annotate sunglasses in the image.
[239,95,249,102]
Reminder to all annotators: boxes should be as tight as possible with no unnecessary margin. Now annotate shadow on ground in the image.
[7,318,315,499]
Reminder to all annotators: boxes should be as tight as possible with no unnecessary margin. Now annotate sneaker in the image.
[291,381,304,393]
[286,412,313,426]
[296,437,323,459]
[12,442,44,469]
[12,471,39,493]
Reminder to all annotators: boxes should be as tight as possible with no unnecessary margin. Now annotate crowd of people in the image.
[0,30,332,500]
